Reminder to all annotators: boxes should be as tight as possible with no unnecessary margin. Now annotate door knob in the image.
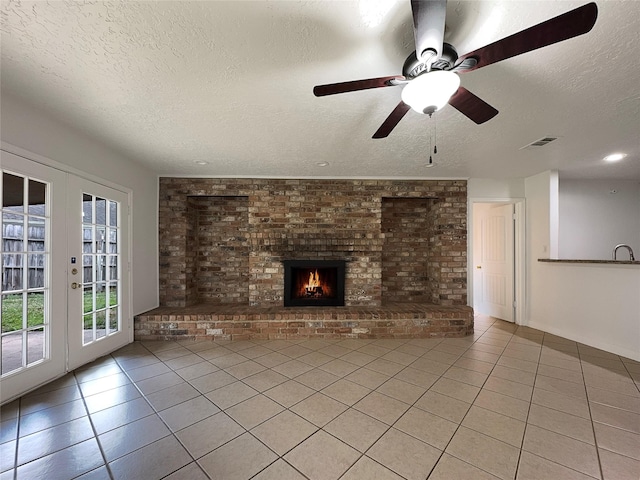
[71,268,78,275]
[71,282,79,289]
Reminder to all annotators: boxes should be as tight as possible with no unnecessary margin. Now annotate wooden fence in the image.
[2,223,117,292]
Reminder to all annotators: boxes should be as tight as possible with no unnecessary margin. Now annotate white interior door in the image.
[67,175,130,371]
[473,203,515,322]
[1,153,67,403]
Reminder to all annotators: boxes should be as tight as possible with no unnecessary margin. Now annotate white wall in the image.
[559,179,640,260]
[525,171,640,361]
[468,178,525,199]
[530,263,640,360]
[1,94,158,315]
[524,171,558,261]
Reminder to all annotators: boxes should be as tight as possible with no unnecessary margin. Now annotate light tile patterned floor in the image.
[1,315,639,480]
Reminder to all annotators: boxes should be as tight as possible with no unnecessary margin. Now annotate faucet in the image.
[613,244,635,261]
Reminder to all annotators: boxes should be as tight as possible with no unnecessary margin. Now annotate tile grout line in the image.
[213,334,444,479]
[187,336,382,480]
[417,317,513,479]
[73,368,115,480]
[240,338,408,479]
[512,327,544,480]
[10,397,21,480]
[317,335,452,480]
[580,347,606,480]
[111,344,214,480]
[150,337,367,479]
[525,336,616,480]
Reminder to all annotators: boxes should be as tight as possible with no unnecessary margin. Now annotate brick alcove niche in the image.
[136,178,473,340]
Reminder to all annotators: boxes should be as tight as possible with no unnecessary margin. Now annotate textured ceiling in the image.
[1,0,639,179]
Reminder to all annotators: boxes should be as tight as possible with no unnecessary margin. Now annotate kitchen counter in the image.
[538,259,639,265]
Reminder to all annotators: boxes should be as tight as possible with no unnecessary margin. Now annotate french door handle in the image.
[71,282,79,289]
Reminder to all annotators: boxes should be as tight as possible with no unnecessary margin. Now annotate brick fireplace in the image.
[136,178,473,340]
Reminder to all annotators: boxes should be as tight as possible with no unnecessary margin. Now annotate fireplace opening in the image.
[283,260,345,307]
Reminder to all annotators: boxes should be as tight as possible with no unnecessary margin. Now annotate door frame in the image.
[1,143,133,403]
[468,197,526,325]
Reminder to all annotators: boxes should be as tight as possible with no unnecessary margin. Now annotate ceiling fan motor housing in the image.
[403,43,459,78]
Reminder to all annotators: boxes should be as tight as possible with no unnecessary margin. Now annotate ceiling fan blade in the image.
[456,2,598,73]
[411,0,447,63]
[448,87,498,124]
[313,76,404,97]
[373,102,411,138]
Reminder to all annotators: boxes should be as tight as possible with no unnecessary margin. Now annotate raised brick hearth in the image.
[134,303,474,341]
[136,178,472,341]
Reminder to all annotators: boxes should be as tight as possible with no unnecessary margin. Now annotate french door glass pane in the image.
[82,194,92,222]
[95,198,106,225]
[1,173,49,376]
[1,332,21,375]
[96,310,106,340]
[26,292,45,327]
[27,327,45,363]
[108,307,118,332]
[28,180,46,215]
[28,254,45,288]
[81,193,121,345]
[3,173,23,208]
[83,314,93,344]
[1,293,22,331]
[109,201,118,227]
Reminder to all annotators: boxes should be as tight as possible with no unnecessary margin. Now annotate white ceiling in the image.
[1,1,639,180]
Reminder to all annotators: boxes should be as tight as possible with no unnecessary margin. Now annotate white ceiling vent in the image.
[520,136,559,150]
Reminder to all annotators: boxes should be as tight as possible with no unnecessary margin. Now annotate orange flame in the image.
[306,270,320,290]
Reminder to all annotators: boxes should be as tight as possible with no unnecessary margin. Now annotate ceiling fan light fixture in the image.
[401,71,460,115]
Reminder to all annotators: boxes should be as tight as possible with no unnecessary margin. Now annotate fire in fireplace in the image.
[283,260,345,307]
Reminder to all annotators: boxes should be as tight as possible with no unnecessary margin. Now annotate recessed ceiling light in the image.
[316,162,329,167]
[194,160,208,165]
[603,153,627,162]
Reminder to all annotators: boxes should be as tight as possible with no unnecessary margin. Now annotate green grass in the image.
[1,293,44,333]
[83,290,118,330]
[2,290,117,333]
[83,289,118,313]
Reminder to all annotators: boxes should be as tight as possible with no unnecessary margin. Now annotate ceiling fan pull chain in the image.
[427,115,434,166]
[434,116,438,155]
[429,117,432,157]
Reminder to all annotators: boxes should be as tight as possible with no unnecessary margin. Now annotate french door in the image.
[1,152,131,403]
[67,176,129,370]
[1,154,67,402]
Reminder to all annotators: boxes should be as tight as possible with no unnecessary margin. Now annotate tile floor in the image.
[1,315,639,480]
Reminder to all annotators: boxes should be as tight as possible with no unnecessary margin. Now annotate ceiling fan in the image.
[313,1,598,138]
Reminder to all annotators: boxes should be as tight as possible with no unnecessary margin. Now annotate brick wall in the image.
[158,178,467,308]
[187,196,249,304]
[381,198,436,303]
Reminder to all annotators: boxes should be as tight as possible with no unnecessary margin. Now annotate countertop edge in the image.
[538,259,640,265]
